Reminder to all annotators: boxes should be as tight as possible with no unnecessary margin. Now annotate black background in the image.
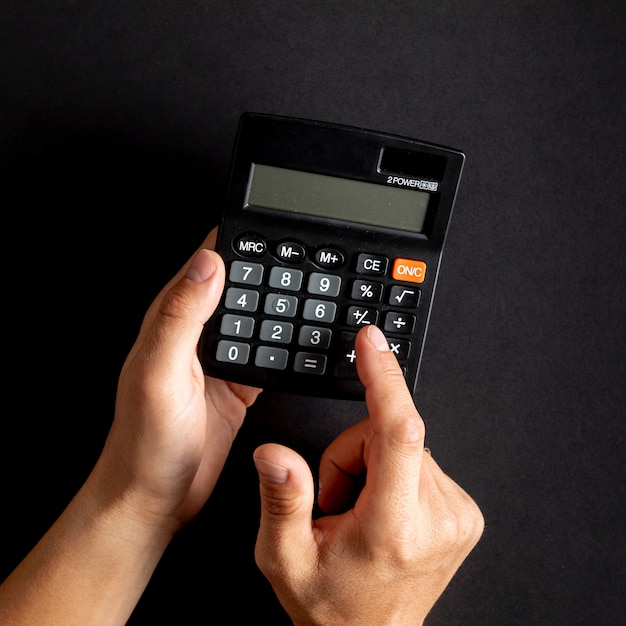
[1,2,624,624]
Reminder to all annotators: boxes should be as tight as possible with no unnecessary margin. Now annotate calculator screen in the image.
[245,163,431,233]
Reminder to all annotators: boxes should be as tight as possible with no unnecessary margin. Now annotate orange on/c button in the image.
[392,258,427,283]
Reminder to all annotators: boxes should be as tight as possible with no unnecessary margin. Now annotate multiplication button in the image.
[388,338,411,360]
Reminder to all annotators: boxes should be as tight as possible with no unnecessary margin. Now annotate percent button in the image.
[351,279,383,302]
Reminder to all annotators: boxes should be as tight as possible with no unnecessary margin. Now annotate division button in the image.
[383,311,416,334]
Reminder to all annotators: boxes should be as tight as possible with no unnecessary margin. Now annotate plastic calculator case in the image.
[198,113,464,400]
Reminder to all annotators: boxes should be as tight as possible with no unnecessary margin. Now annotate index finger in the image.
[354,325,426,537]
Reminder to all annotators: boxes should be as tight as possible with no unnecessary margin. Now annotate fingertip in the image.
[365,324,390,350]
[185,248,219,282]
[254,456,289,485]
[355,325,403,390]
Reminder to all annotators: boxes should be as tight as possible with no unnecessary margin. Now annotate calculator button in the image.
[225,287,260,312]
[356,253,388,276]
[293,353,327,375]
[388,338,411,360]
[264,293,299,317]
[255,346,289,370]
[351,279,383,302]
[346,306,379,327]
[229,261,264,285]
[315,247,345,269]
[268,266,303,291]
[220,314,255,338]
[391,258,427,283]
[234,233,266,257]
[298,325,332,349]
[383,312,416,334]
[259,320,294,343]
[307,272,341,297]
[216,340,250,365]
[334,332,360,380]
[388,285,420,308]
[302,299,337,323]
[275,241,306,263]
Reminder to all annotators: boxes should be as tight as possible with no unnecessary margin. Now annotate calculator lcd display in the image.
[246,163,430,233]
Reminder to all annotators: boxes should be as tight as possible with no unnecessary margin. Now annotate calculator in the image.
[198,113,465,400]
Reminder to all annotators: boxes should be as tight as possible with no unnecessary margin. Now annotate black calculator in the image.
[198,113,464,400]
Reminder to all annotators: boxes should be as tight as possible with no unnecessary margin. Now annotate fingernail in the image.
[253,457,289,485]
[185,249,216,282]
[367,325,389,351]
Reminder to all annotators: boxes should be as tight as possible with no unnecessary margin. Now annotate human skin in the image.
[0,228,484,625]
[254,323,485,625]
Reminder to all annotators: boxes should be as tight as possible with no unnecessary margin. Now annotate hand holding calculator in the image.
[199,113,464,400]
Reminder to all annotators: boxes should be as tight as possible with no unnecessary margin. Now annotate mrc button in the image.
[392,258,427,283]
[233,233,266,257]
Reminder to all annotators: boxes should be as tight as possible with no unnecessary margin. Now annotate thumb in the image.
[253,443,317,584]
[128,248,225,374]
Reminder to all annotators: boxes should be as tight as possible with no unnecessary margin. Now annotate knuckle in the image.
[159,283,194,321]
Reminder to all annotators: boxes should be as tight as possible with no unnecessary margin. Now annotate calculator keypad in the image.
[213,234,424,386]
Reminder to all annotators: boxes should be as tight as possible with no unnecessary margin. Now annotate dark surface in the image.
[1,2,624,624]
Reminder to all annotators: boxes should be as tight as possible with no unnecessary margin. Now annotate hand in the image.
[0,227,262,624]
[97,226,262,530]
[253,324,484,625]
